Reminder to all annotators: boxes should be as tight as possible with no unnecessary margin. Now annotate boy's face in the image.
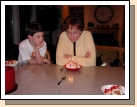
[29,32,44,46]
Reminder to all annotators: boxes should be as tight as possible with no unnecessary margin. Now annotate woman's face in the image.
[29,32,44,46]
[66,25,82,42]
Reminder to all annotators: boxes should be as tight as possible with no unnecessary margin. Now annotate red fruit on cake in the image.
[5,60,16,64]
[104,85,122,95]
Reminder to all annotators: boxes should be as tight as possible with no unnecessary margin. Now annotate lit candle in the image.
[68,58,71,63]
[72,57,73,61]
[72,57,74,63]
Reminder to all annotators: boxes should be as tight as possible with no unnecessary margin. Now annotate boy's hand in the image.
[43,59,52,64]
[35,42,45,49]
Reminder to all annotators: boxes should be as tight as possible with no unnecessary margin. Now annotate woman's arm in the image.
[72,32,96,66]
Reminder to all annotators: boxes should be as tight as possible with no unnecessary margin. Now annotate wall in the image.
[52,5,62,46]
[84,5,124,46]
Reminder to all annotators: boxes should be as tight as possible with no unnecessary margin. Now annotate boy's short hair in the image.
[25,21,44,36]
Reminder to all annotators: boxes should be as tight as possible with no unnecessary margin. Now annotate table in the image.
[8,64,125,95]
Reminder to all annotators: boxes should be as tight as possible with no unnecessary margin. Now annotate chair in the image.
[44,50,51,60]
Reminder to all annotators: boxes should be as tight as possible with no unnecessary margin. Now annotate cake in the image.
[66,59,80,69]
[112,86,122,95]
[5,60,16,64]
[104,85,122,95]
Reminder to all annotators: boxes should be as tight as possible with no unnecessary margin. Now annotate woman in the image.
[56,16,96,67]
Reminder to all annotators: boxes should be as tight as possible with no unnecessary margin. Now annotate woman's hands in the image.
[85,51,91,58]
[64,51,91,60]
[64,54,73,60]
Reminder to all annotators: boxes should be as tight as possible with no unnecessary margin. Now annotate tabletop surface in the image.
[7,64,125,95]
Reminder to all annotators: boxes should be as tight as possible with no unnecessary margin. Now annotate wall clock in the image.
[94,5,113,23]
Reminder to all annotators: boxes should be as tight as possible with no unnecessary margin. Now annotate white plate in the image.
[101,84,125,95]
[5,60,19,67]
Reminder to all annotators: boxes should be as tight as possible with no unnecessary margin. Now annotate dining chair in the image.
[44,50,51,60]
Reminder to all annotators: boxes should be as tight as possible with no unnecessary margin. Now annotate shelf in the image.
[88,27,119,34]
[69,6,84,21]
[88,27,120,29]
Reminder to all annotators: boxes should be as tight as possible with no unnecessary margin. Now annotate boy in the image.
[18,22,51,64]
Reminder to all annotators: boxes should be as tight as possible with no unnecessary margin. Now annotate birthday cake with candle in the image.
[66,58,81,69]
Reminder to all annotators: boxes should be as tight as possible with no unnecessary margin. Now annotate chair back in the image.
[44,50,51,60]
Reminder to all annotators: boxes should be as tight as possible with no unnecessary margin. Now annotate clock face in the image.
[94,5,113,23]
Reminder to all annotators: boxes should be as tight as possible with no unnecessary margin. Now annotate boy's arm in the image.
[34,46,44,64]
[26,42,52,64]
[34,42,50,64]
[26,58,37,64]
[26,53,52,64]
